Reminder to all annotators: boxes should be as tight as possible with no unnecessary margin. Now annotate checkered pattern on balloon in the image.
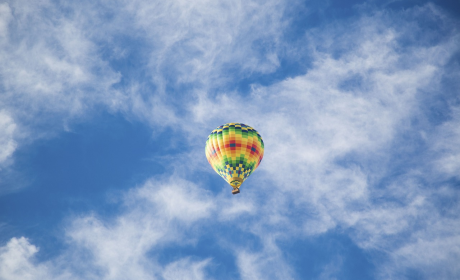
[205,123,264,193]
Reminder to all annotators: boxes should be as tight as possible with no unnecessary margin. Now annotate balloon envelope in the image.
[205,123,264,191]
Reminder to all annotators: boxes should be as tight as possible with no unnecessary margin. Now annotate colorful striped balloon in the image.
[205,123,264,194]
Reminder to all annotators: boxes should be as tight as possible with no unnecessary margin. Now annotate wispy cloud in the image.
[162,258,211,280]
[186,4,460,278]
[0,110,16,167]
[0,237,53,280]
[0,1,120,118]
[236,237,295,280]
[1,1,459,279]
[432,108,460,178]
[0,179,215,280]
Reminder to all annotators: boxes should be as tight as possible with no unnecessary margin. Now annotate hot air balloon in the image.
[205,123,264,194]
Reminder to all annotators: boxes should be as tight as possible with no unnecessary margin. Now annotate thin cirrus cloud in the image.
[0,1,459,280]
[0,180,215,280]
[186,5,460,278]
[0,0,121,181]
[0,1,120,116]
[0,0,287,151]
[0,110,16,167]
[120,0,286,86]
[432,108,460,178]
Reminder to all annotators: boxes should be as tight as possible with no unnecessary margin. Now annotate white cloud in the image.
[65,178,215,279]
[394,233,460,279]
[0,0,290,168]
[316,257,342,280]
[0,178,215,280]
[1,1,460,279]
[0,0,120,117]
[236,239,294,280]
[0,110,18,193]
[0,110,17,166]
[0,1,124,187]
[432,108,460,178]
[162,258,211,280]
[377,206,460,280]
[0,3,12,38]
[0,237,51,280]
[131,178,215,223]
[122,0,286,87]
[185,4,460,278]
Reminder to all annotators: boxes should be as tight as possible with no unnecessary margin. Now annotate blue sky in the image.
[0,0,459,279]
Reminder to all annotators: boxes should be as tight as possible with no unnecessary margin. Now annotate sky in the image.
[0,0,459,279]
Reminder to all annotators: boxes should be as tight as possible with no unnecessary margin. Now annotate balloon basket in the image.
[232,188,240,195]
